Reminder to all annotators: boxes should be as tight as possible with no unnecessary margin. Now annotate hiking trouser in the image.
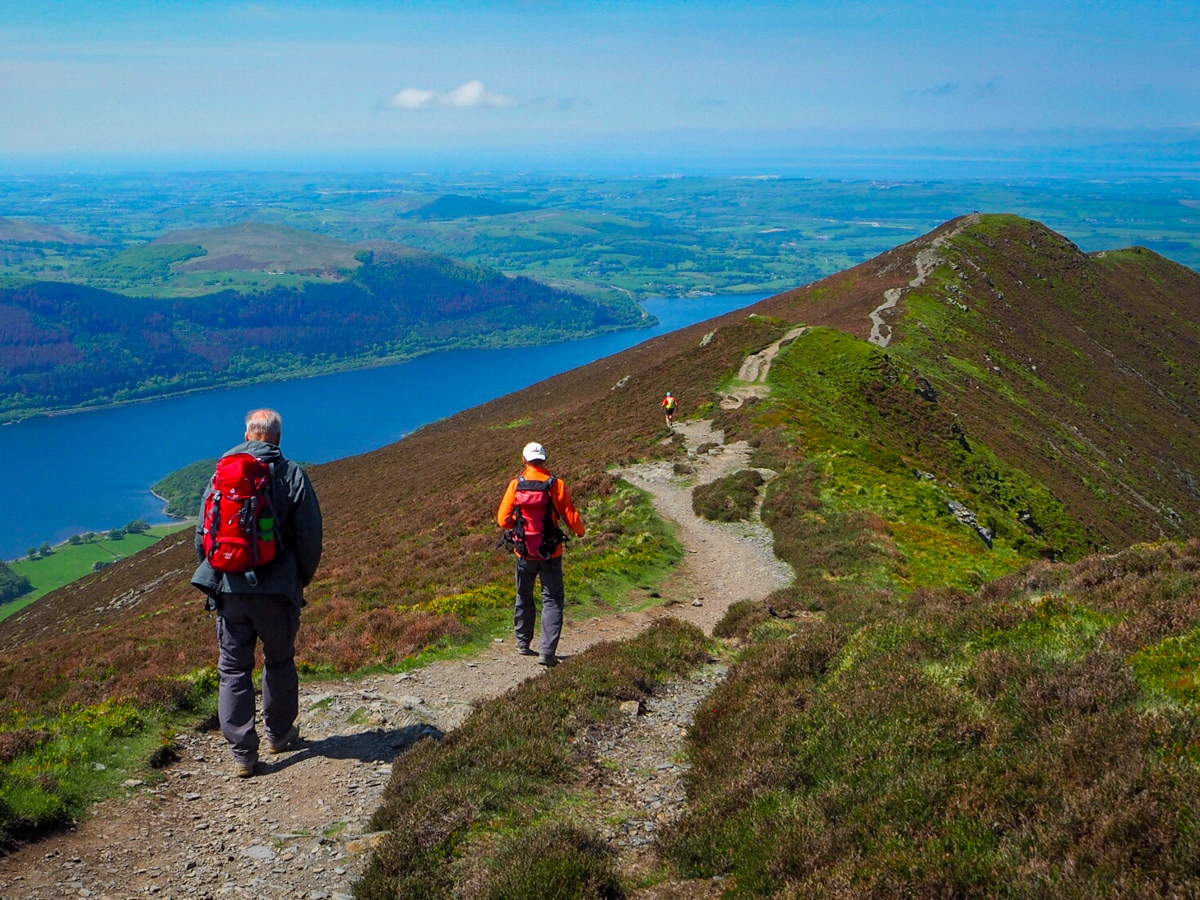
[216,592,301,762]
[515,555,565,657]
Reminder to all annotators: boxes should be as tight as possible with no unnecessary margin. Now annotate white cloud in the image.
[385,80,515,111]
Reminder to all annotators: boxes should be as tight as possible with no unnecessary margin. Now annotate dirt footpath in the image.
[0,419,792,900]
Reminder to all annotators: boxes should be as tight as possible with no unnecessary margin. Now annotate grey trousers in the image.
[515,555,565,657]
[216,592,301,762]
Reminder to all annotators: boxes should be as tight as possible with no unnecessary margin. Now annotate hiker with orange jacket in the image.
[497,442,586,667]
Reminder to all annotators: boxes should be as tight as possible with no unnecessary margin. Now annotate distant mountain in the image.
[400,194,537,220]
[150,222,363,276]
[0,216,107,246]
[0,249,642,418]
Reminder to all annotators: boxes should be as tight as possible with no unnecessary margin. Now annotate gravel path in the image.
[0,417,792,899]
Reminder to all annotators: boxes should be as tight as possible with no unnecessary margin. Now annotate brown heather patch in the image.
[357,619,709,900]
[0,728,50,765]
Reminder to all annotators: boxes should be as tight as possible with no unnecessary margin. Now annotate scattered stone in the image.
[184,793,202,801]
[123,779,144,788]
[242,845,276,861]
[619,700,643,717]
[691,599,703,607]
[397,695,424,709]
[91,762,106,771]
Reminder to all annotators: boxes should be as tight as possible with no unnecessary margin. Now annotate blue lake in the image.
[0,294,769,560]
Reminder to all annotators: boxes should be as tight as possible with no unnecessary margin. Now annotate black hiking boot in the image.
[538,654,558,668]
[516,643,537,656]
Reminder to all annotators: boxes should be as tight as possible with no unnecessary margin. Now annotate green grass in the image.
[0,667,218,846]
[2,525,188,621]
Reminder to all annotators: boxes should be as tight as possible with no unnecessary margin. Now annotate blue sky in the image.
[1,0,1197,173]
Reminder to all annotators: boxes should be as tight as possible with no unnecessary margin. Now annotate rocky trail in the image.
[0,384,793,899]
[869,213,980,347]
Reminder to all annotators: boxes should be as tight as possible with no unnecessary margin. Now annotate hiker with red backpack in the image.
[191,408,323,778]
[496,442,586,667]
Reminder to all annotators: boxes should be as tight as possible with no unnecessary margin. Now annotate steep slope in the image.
[2,214,1198,713]
[759,214,1200,550]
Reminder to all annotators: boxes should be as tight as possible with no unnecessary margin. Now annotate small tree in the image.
[68,534,82,546]
[84,532,95,542]
[124,519,150,535]
[27,547,37,560]
[39,541,52,556]
[92,560,109,572]
[107,529,124,541]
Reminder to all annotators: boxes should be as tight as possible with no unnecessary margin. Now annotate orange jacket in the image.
[497,464,586,558]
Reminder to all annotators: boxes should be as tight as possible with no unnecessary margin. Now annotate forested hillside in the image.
[0,251,642,418]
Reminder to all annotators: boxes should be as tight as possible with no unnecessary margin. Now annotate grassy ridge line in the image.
[1,525,187,622]
[356,618,712,900]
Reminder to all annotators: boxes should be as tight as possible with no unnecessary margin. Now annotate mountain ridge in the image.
[3,215,1200,894]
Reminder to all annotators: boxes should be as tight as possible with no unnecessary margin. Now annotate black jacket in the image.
[191,440,323,605]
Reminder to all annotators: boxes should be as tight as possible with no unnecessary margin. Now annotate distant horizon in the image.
[3,137,1198,180]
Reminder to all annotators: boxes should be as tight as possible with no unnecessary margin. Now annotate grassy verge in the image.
[356,618,711,900]
[0,667,217,847]
[662,539,1200,898]
[2,525,189,622]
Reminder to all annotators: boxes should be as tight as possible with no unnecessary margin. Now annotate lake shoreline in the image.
[1,316,661,425]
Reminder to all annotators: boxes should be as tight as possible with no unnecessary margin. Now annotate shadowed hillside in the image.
[2,214,1196,716]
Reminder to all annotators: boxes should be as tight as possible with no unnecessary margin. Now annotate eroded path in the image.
[0,422,792,900]
[869,213,980,347]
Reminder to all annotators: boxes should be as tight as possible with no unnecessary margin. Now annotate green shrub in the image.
[692,470,765,522]
[481,824,623,900]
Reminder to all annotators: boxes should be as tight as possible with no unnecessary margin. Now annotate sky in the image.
[1,0,1198,174]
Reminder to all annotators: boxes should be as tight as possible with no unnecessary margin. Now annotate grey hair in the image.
[245,408,283,439]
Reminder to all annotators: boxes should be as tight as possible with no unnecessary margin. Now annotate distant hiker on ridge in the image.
[662,391,678,427]
[191,408,323,778]
[497,442,586,667]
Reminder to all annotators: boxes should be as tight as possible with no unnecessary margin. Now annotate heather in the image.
[0,215,1198,878]
[664,540,1200,898]
[692,469,765,522]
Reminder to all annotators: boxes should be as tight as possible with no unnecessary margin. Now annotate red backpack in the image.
[202,454,277,586]
[511,476,566,560]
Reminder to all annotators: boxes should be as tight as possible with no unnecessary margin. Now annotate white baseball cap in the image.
[522,442,547,462]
